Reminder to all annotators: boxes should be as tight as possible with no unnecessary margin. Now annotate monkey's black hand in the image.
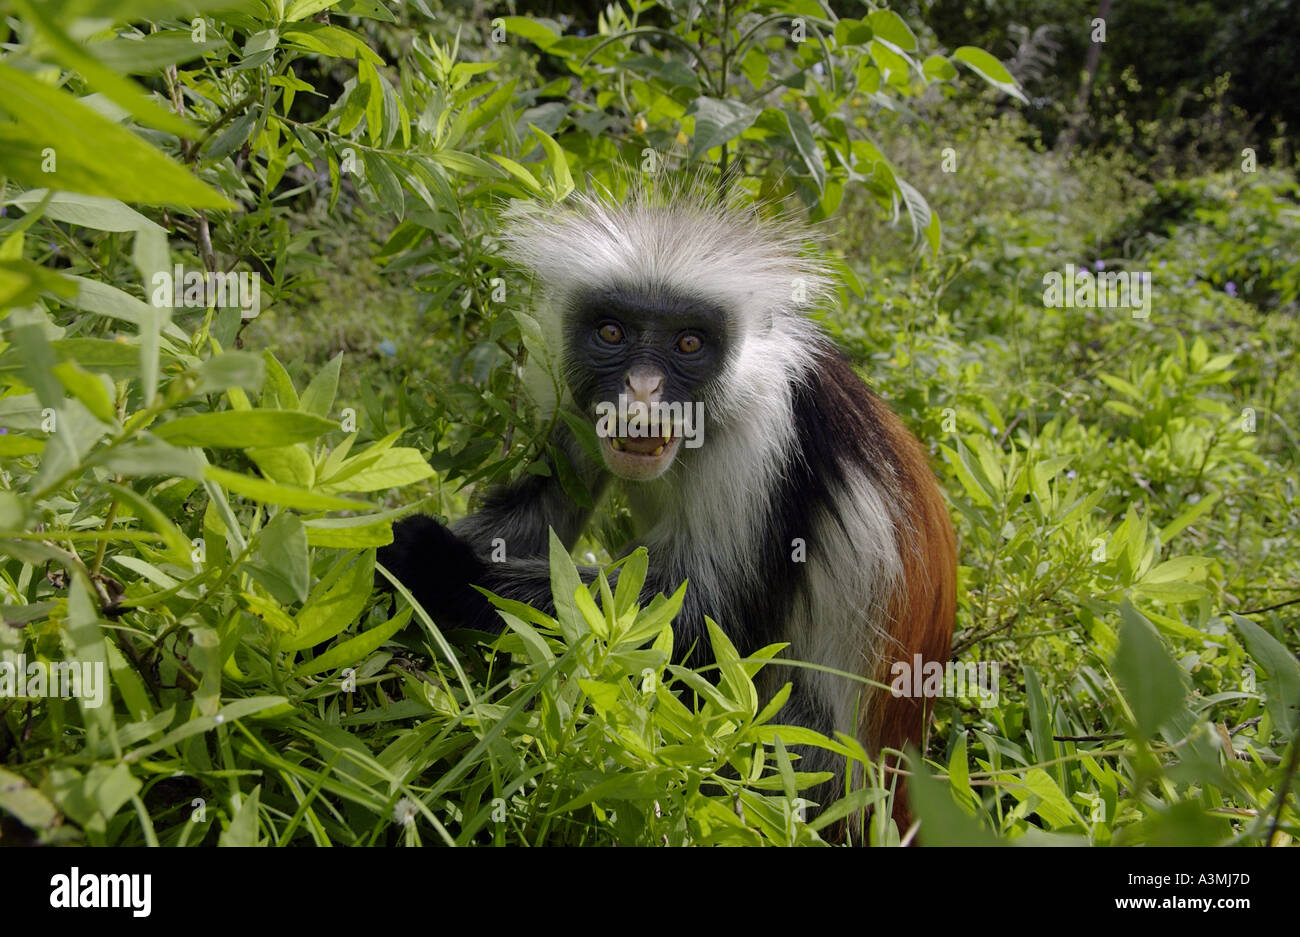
[377,515,496,629]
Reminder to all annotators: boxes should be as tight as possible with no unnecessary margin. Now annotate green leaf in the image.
[52,361,117,425]
[1113,601,1189,739]
[906,749,1002,845]
[7,190,164,234]
[195,352,266,395]
[1133,556,1211,602]
[0,62,230,208]
[260,350,300,410]
[529,125,574,199]
[93,438,204,479]
[219,785,262,847]
[1023,666,1060,787]
[299,352,343,418]
[867,9,917,51]
[8,308,65,410]
[952,47,1028,104]
[548,528,586,643]
[12,0,199,140]
[922,54,957,81]
[248,512,310,604]
[315,447,432,493]
[707,618,758,713]
[687,97,758,160]
[0,767,60,832]
[1009,768,1082,829]
[204,466,372,512]
[127,697,288,761]
[0,436,44,457]
[294,606,411,677]
[303,514,395,548]
[89,31,227,73]
[154,410,338,448]
[613,547,648,619]
[497,16,561,50]
[897,177,940,254]
[246,444,316,488]
[283,551,376,651]
[833,18,873,47]
[1231,613,1300,737]
[0,258,76,308]
[100,481,192,564]
[783,109,825,194]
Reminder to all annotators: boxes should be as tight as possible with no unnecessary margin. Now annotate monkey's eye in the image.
[597,322,624,344]
[676,333,703,354]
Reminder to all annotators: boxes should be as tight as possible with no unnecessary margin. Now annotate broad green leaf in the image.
[299,351,342,418]
[953,47,1028,104]
[13,0,197,140]
[154,409,338,448]
[0,62,230,208]
[218,785,262,846]
[246,444,316,488]
[283,550,376,651]
[302,515,393,548]
[687,97,758,160]
[549,528,586,643]
[248,512,310,604]
[1232,613,1300,737]
[93,438,204,479]
[867,9,917,50]
[315,447,432,493]
[204,466,372,511]
[195,352,266,395]
[906,749,1002,845]
[294,606,411,677]
[51,361,117,425]
[783,109,825,194]
[7,190,164,234]
[1113,602,1189,739]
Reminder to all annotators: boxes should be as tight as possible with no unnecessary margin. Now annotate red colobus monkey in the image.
[381,187,956,829]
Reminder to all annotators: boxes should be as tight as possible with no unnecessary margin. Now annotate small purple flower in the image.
[1094,259,1105,271]
[1158,260,1166,268]
[1224,282,1237,297]
[378,338,397,357]
[1065,469,1076,480]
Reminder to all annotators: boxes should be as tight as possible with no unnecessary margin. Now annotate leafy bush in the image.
[0,0,1296,848]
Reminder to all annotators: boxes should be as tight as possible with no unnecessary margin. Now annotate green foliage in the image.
[0,0,1296,848]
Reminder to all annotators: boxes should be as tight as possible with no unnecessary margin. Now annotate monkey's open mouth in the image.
[609,427,675,456]
[599,430,681,479]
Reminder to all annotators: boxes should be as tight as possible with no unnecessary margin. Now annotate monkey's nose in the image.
[624,367,664,402]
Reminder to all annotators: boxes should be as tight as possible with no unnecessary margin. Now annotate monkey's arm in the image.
[379,426,606,631]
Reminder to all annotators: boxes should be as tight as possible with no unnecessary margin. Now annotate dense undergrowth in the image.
[0,1,1296,846]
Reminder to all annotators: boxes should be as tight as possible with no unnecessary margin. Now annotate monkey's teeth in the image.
[652,444,664,456]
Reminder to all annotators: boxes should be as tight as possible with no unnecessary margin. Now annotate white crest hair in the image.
[500,178,835,418]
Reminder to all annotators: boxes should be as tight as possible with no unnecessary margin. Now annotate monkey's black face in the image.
[564,285,731,481]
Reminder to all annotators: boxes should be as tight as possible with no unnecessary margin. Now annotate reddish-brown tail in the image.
[864,401,957,835]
